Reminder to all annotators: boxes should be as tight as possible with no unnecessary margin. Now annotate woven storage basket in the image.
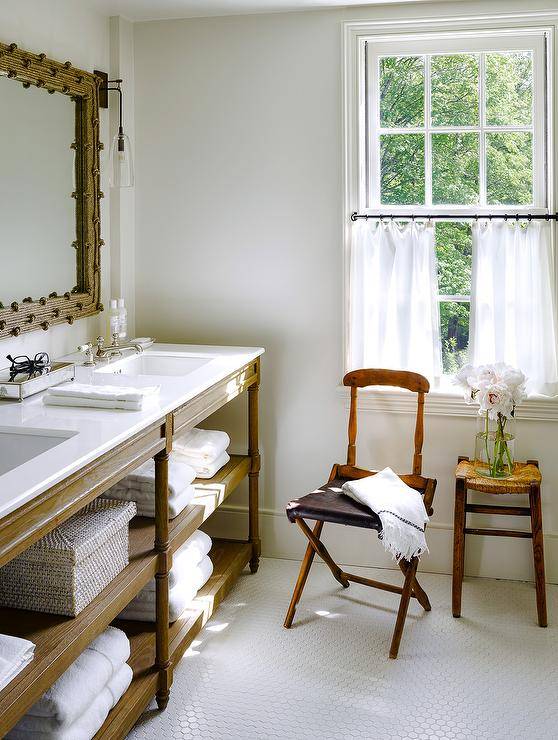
[0,498,136,616]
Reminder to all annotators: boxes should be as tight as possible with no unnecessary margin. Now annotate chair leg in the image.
[389,557,419,659]
[284,521,323,628]
[529,484,548,628]
[296,518,350,588]
[399,561,431,611]
[452,478,467,618]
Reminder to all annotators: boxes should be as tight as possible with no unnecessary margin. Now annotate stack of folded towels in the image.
[0,634,35,693]
[103,457,197,518]
[7,626,132,740]
[118,530,213,623]
[173,427,231,478]
[102,427,231,519]
[43,383,160,411]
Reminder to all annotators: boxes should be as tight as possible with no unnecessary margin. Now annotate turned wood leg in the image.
[452,477,467,618]
[296,518,350,588]
[389,557,419,659]
[248,378,261,574]
[155,446,172,710]
[529,483,547,628]
[284,520,323,628]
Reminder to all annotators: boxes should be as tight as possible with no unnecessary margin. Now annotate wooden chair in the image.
[283,369,437,659]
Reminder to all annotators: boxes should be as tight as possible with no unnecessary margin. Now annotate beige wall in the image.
[133,0,558,582]
[0,0,111,361]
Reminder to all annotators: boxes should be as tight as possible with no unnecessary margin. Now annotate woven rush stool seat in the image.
[286,478,382,531]
[455,459,541,494]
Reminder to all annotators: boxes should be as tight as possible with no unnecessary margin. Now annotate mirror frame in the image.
[0,40,103,339]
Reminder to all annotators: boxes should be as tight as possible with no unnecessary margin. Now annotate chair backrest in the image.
[343,368,430,476]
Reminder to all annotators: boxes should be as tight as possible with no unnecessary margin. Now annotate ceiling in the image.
[84,0,438,22]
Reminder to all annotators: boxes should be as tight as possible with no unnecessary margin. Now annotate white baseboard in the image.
[203,505,558,584]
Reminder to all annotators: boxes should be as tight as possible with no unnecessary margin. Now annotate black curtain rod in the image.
[351,211,558,222]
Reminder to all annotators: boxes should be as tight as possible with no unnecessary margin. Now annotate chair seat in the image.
[286,477,382,531]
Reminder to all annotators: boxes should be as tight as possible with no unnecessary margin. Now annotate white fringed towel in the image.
[341,467,429,561]
[174,428,230,462]
[0,634,35,692]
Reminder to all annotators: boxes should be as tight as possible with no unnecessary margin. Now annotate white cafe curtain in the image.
[349,219,442,379]
[470,220,558,397]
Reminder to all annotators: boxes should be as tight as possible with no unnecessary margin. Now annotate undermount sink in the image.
[94,352,212,378]
[0,426,78,476]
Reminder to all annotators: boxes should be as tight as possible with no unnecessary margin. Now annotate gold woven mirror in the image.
[0,41,103,339]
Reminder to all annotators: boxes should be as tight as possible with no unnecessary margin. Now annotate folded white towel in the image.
[104,484,195,519]
[175,450,230,479]
[114,457,197,497]
[173,428,230,462]
[119,555,214,623]
[7,663,133,740]
[0,634,35,692]
[47,383,160,404]
[44,396,145,411]
[139,554,214,598]
[25,627,129,726]
[341,467,429,562]
[143,532,212,591]
[118,581,197,623]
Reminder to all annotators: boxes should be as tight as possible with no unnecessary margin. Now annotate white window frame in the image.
[365,31,548,214]
[342,12,558,416]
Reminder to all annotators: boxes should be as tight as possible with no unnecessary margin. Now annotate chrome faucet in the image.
[95,334,145,360]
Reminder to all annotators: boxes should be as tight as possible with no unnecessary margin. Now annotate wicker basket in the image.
[0,499,136,616]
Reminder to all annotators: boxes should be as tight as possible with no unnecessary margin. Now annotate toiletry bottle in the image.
[108,299,120,338]
[117,298,127,340]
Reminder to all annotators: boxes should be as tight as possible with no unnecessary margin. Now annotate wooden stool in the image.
[452,457,547,627]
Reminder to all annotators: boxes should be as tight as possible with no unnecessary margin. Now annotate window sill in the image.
[336,385,558,421]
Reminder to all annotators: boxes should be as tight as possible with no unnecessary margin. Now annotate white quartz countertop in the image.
[0,343,264,520]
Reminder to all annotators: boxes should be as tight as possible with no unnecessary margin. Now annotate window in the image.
[348,27,551,379]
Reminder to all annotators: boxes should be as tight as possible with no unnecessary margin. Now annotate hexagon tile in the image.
[129,558,558,740]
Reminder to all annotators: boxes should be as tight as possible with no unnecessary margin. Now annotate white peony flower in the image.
[476,364,498,385]
[452,363,477,402]
[478,381,514,420]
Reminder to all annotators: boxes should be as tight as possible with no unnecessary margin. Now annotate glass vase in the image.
[474,412,515,479]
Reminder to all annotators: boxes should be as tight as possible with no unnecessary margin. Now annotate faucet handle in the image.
[77,342,95,366]
[111,332,120,347]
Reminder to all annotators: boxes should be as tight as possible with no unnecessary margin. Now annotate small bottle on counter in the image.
[117,298,127,340]
[108,299,120,338]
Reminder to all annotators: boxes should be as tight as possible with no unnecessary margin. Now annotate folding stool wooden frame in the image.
[283,369,437,658]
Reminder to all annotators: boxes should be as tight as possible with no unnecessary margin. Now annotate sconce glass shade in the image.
[109,132,134,187]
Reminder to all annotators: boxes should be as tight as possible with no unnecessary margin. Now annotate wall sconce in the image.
[95,71,134,188]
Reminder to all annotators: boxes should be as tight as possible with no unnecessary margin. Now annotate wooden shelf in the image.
[0,503,204,735]
[98,539,252,738]
[192,454,251,522]
[0,456,252,736]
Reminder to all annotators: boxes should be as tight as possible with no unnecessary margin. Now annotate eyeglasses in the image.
[6,352,51,381]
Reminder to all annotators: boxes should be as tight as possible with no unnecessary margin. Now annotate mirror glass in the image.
[0,76,76,304]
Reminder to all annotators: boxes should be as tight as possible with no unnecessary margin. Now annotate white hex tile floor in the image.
[129,558,558,740]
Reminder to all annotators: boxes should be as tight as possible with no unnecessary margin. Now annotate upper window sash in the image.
[362,30,548,214]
